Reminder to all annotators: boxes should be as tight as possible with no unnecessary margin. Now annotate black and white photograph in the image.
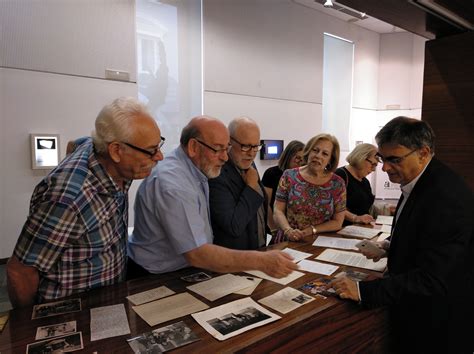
[32,298,81,319]
[192,297,280,341]
[292,293,313,304]
[208,307,271,336]
[35,321,77,340]
[180,272,212,283]
[258,287,315,314]
[127,321,199,353]
[27,332,83,353]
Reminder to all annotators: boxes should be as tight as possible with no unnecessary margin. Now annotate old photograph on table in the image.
[32,298,81,319]
[35,321,77,340]
[127,321,199,353]
[180,272,212,283]
[258,287,314,314]
[299,277,337,297]
[27,332,83,353]
[192,297,280,341]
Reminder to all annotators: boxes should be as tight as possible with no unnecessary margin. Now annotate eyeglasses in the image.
[376,149,417,165]
[230,137,264,152]
[194,138,230,155]
[365,157,379,167]
[122,136,165,157]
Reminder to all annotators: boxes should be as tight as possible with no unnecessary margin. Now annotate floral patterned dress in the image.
[276,167,346,230]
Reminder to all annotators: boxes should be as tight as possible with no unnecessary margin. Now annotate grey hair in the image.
[346,143,377,169]
[92,97,152,155]
[375,116,435,153]
[228,116,258,137]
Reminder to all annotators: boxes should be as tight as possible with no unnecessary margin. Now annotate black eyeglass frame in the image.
[376,149,417,165]
[230,136,264,152]
[194,138,230,155]
[122,136,165,157]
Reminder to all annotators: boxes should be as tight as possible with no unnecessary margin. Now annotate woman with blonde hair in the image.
[273,134,346,242]
[335,143,378,225]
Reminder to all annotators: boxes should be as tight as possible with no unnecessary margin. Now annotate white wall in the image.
[0,1,137,259]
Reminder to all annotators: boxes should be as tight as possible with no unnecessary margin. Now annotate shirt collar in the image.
[400,157,432,197]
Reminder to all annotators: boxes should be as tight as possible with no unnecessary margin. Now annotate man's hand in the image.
[330,276,360,301]
[242,167,260,192]
[259,250,299,278]
[359,240,387,262]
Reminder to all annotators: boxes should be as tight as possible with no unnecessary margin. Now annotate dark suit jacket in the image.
[359,158,473,352]
[208,160,266,250]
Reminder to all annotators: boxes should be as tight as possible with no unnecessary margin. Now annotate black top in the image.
[335,166,374,221]
[261,165,283,210]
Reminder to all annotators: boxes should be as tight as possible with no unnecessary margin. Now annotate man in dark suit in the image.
[331,117,473,353]
[209,117,267,250]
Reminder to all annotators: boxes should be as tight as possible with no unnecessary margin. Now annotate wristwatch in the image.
[311,225,317,236]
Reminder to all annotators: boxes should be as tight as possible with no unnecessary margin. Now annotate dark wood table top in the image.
[0,231,392,353]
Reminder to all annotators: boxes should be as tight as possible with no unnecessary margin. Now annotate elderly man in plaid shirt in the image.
[7,97,164,307]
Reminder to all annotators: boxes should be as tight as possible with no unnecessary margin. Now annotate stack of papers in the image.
[315,249,387,272]
[313,236,359,250]
[375,215,393,225]
[186,274,255,301]
[132,292,209,326]
[337,225,380,239]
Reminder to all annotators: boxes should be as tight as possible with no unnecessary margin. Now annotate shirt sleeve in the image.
[332,174,347,214]
[14,199,83,273]
[158,187,211,255]
[275,170,291,203]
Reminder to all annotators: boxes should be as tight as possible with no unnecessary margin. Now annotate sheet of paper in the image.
[192,297,280,341]
[233,276,263,295]
[186,274,254,301]
[375,215,393,225]
[377,232,391,242]
[312,236,359,250]
[337,225,380,239]
[298,259,338,275]
[380,224,392,233]
[126,286,175,306]
[281,248,313,263]
[258,287,314,314]
[245,270,305,285]
[316,249,387,272]
[133,292,209,327]
[90,304,130,341]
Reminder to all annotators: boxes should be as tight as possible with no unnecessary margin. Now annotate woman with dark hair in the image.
[262,140,305,231]
[273,134,346,242]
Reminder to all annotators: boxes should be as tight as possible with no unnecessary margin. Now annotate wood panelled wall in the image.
[422,31,474,190]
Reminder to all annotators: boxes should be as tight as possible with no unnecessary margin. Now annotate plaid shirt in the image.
[14,138,131,302]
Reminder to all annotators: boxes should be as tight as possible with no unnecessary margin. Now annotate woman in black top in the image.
[335,143,378,225]
[262,140,304,232]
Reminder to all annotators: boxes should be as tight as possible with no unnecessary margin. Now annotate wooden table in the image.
[0,233,393,353]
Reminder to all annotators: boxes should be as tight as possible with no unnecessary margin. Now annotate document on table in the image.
[380,224,392,233]
[375,215,393,225]
[316,249,387,272]
[298,259,338,275]
[126,286,175,306]
[186,273,254,301]
[132,292,209,327]
[337,225,380,239]
[233,276,263,295]
[90,304,130,341]
[377,232,391,242]
[192,297,280,341]
[282,247,313,263]
[258,287,314,314]
[312,236,359,250]
[245,270,305,285]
